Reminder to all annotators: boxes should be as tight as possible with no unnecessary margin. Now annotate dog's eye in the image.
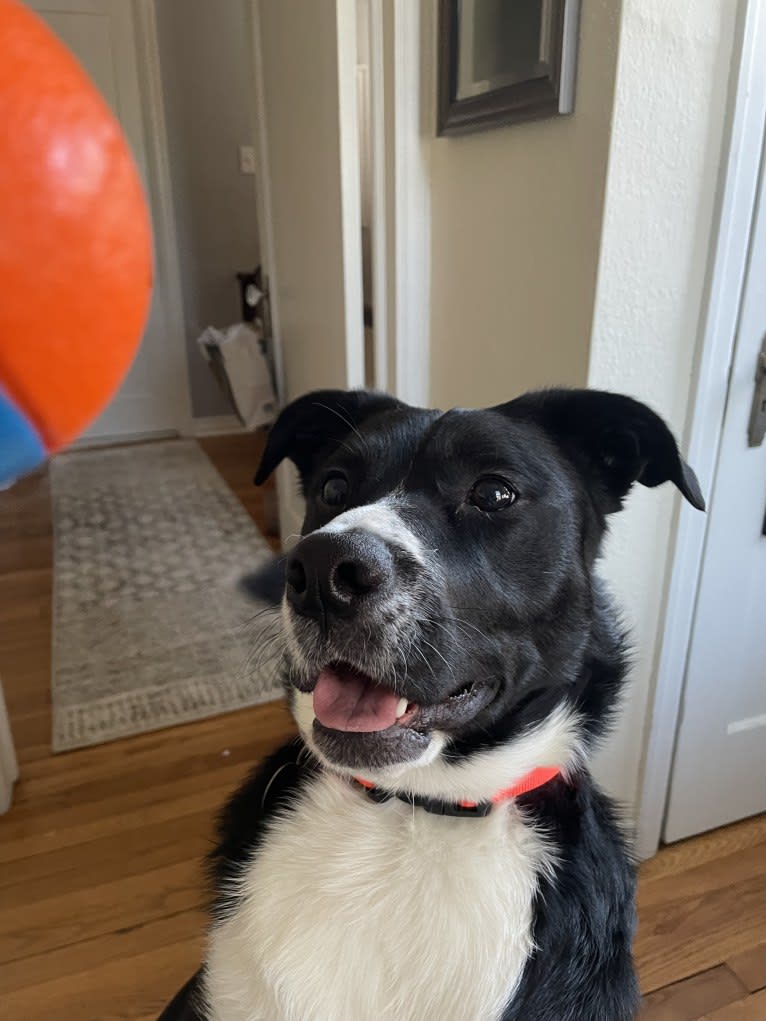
[321,473,349,508]
[468,476,515,512]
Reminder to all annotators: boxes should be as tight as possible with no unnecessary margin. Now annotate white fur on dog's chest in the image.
[204,774,551,1021]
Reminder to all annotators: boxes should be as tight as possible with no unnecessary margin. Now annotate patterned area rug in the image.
[50,440,281,752]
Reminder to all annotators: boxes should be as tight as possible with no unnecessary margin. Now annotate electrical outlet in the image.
[239,145,256,175]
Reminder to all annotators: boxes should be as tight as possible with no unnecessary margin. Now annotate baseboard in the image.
[71,429,178,450]
[190,415,247,437]
[74,415,252,447]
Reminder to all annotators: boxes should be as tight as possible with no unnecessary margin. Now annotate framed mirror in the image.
[437,0,581,137]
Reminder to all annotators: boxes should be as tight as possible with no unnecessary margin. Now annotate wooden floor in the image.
[1,435,765,1020]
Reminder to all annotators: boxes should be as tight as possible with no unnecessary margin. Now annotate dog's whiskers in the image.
[312,400,368,451]
[419,637,455,677]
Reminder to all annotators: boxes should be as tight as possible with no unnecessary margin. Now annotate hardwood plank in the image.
[0,859,203,964]
[640,815,766,883]
[0,533,51,574]
[0,812,211,908]
[638,843,766,911]
[639,965,747,1020]
[7,703,292,819]
[0,569,52,625]
[728,942,766,994]
[14,697,292,791]
[0,907,205,994]
[636,861,766,993]
[0,759,248,847]
[701,987,766,1020]
[0,765,246,865]
[0,938,202,1021]
[4,709,51,763]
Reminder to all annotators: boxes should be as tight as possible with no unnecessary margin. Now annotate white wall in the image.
[587,0,738,813]
[156,0,261,418]
[257,0,363,404]
[427,0,623,409]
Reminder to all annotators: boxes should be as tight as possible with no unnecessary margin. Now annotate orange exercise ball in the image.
[0,0,152,480]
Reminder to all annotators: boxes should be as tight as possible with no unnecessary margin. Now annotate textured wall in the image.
[587,0,738,814]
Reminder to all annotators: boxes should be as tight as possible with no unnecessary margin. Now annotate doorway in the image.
[637,0,766,855]
[28,0,263,442]
[27,0,187,441]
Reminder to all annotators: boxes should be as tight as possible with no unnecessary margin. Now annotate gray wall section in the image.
[156,0,261,418]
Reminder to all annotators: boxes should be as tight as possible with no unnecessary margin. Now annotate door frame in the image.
[38,0,192,444]
[636,0,766,860]
[131,0,193,438]
[369,0,432,406]
[251,0,432,412]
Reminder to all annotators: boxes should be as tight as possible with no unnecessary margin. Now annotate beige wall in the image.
[156,0,261,418]
[428,1,622,410]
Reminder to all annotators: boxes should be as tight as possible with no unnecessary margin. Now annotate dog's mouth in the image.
[299,663,495,770]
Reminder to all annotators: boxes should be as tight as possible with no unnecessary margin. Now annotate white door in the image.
[29,0,184,441]
[254,0,365,540]
[664,152,766,842]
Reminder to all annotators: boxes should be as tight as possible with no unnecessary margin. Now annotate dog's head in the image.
[253,388,703,797]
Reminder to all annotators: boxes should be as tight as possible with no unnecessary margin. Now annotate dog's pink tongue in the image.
[313,667,400,732]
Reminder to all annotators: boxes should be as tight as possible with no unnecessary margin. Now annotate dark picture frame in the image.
[437,0,581,137]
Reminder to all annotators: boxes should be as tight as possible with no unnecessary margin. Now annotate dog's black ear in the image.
[254,389,402,485]
[497,389,705,514]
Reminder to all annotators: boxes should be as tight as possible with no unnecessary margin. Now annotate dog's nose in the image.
[286,530,392,624]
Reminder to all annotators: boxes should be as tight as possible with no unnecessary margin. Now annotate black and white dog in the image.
[162,387,704,1021]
